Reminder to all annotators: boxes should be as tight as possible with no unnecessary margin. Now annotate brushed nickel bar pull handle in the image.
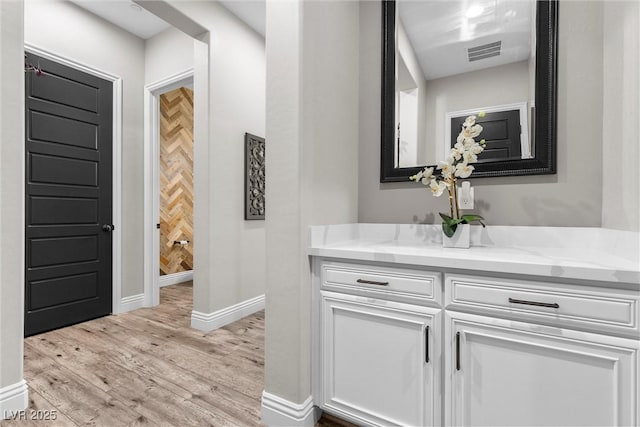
[425,326,430,364]
[508,298,559,309]
[356,279,389,286]
[456,332,461,371]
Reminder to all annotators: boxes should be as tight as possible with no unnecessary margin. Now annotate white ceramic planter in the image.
[442,223,470,248]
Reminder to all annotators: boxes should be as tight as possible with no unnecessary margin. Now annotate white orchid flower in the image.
[438,159,456,179]
[461,127,475,139]
[409,167,432,185]
[429,179,448,197]
[455,162,474,178]
[464,115,476,127]
[462,137,476,148]
[409,112,485,211]
[428,178,439,193]
[437,160,455,176]
[470,143,484,154]
[462,124,483,139]
[463,150,478,163]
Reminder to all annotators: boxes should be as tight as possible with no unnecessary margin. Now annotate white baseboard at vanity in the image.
[0,380,28,420]
[191,294,265,332]
[261,391,320,427]
[159,270,193,288]
[116,293,145,314]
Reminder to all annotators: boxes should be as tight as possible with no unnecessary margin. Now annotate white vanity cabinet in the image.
[446,312,638,426]
[321,292,440,426]
[309,224,640,427]
[314,261,443,427]
[444,274,640,427]
[312,259,640,427]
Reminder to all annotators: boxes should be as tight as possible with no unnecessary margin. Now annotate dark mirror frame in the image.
[380,0,558,182]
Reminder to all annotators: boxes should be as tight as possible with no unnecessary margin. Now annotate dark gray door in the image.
[25,53,113,337]
[451,109,522,162]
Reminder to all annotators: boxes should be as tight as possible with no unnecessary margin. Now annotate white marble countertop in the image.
[308,224,640,284]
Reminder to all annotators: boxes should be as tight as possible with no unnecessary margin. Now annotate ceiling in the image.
[69,0,171,39]
[398,0,533,80]
[69,0,265,40]
[220,1,265,37]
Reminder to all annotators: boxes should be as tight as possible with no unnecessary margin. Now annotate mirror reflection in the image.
[394,0,536,168]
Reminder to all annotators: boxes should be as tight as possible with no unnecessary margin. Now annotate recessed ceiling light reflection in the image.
[466,4,484,19]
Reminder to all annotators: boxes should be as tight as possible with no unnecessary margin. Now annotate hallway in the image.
[6,283,264,426]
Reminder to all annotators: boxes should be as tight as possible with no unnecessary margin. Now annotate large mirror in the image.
[381,0,557,182]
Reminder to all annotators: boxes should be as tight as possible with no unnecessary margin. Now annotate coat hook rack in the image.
[24,54,45,76]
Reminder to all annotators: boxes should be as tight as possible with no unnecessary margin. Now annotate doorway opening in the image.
[145,70,195,308]
[151,76,195,310]
[159,84,194,285]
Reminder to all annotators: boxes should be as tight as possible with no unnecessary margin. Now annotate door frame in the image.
[23,43,124,314]
[143,69,194,308]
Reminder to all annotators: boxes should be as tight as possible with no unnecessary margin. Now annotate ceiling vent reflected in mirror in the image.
[467,41,502,62]
[398,0,532,80]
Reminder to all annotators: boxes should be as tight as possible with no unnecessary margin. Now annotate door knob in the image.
[102,224,115,232]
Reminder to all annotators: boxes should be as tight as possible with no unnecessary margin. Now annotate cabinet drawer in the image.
[322,261,441,306]
[446,275,639,337]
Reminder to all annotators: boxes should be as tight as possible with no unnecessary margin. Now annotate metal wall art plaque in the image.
[245,133,265,220]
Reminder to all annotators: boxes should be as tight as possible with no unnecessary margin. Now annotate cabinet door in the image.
[446,312,639,427]
[320,291,441,427]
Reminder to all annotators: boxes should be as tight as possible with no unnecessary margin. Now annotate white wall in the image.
[397,20,428,166]
[601,1,640,232]
[263,0,359,406]
[145,27,194,85]
[163,1,266,315]
[359,1,605,227]
[25,0,146,298]
[0,0,26,399]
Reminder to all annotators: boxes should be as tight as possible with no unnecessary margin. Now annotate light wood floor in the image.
[4,283,348,427]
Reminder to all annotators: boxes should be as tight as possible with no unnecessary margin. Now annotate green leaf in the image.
[442,221,456,238]
[439,213,464,226]
[439,213,453,222]
[460,214,486,227]
[440,212,465,238]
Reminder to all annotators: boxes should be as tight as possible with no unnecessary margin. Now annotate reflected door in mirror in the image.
[450,108,532,163]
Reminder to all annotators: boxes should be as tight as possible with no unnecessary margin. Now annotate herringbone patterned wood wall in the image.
[159,87,194,276]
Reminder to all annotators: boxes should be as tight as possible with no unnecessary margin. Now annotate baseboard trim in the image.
[159,270,193,288]
[0,380,28,420]
[191,294,265,332]
[261,391,319,427]
[117,293,145,314]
